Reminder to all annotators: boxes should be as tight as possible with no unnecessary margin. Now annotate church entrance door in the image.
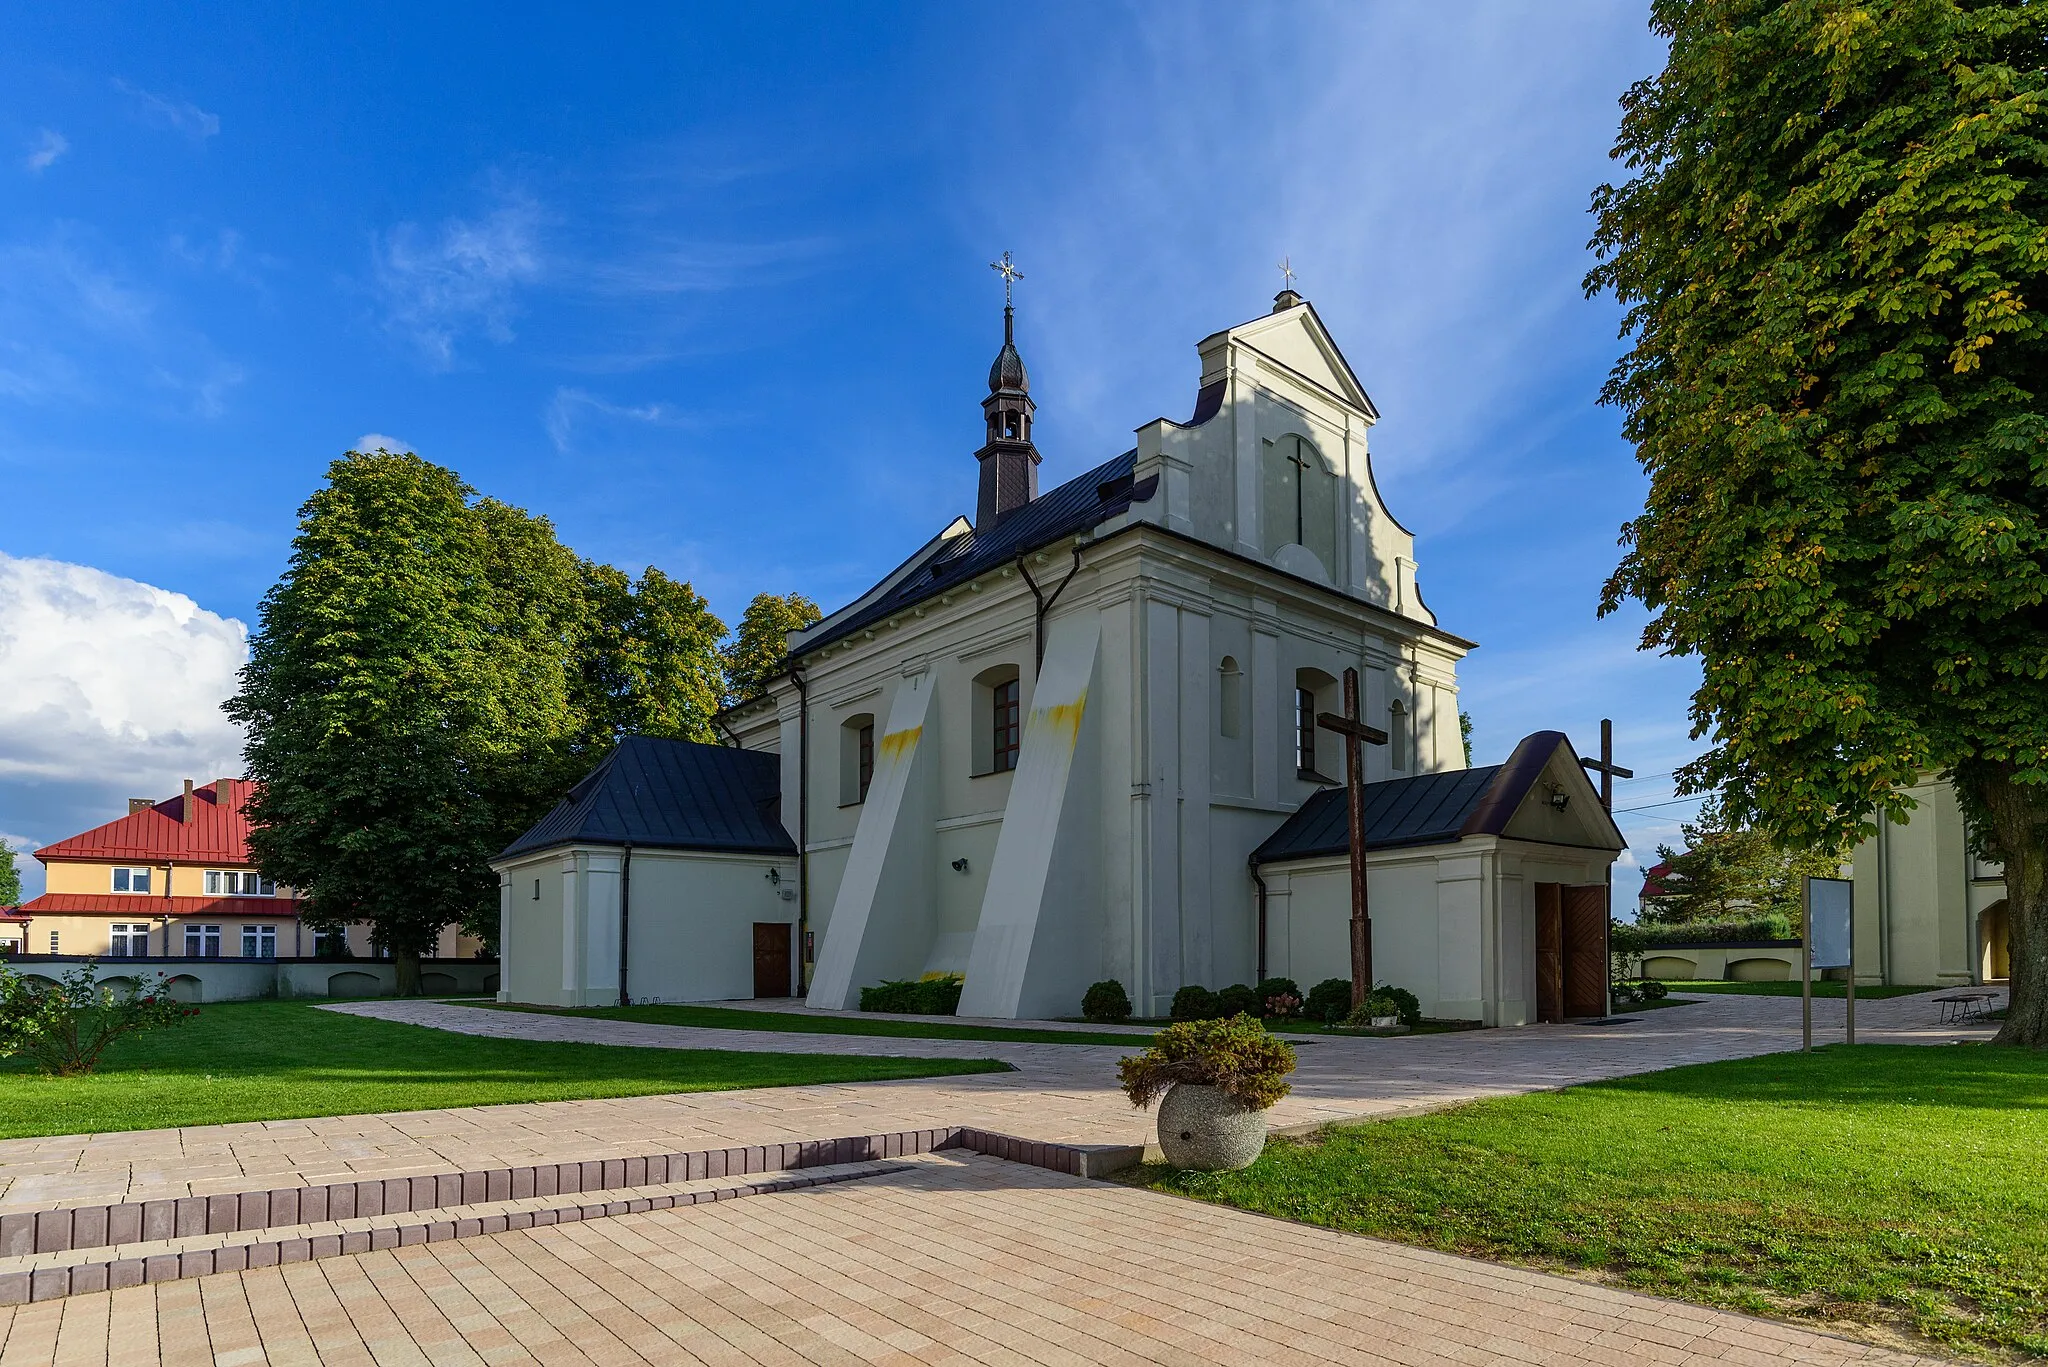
[1535,883,1610,1021]
[753,923,793,998]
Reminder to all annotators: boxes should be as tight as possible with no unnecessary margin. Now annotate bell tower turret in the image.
[976,252,1041,527]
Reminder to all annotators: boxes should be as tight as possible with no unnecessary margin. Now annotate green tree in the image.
[1458,710,1475,768]
[721,592,822,706]
[1643,803,1842,926]
[1587,2,2048,1041]
[0,843,20,908]
[228,453,583,993]
[576,564,727,743]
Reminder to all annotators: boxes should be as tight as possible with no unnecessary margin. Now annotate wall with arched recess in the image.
[1980,901,2010,981]
[163,975,204,1003]
[1727,956,1792,982]
[326,971,383,998]
[1641,955,1697,980]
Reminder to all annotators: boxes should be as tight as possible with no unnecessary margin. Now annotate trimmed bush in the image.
[1217,983,1261,1018]
[858,974,964,1015]
[1170,985,1220,1021]
[1117,1014,1297,1111]
[1253,977,1301,1007]
[1306,977,1353,1024]
[1378,984,1423,1028]
[1081,979,1133,1023]
[1612,915,1797,951]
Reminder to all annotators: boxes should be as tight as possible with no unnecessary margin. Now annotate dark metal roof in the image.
[500,736,795,860]
[1251,766,1502,864]
[1251,731,1607,864]
[796,450,1158,656]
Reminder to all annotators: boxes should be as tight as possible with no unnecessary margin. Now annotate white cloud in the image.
[371,195,543,368]
[0,552,247,793]
[113,79,221,140]
[543,387,683,452]
[24,129,67,174]
[353,432,414,454]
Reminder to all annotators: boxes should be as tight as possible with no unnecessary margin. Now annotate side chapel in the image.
[495,282,1624,1024]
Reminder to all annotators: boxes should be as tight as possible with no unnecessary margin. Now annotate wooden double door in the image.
[1535,883,1608,1022]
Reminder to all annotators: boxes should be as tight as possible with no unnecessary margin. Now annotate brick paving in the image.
[0,988,1997,1217]
[0,1150,1946,1365]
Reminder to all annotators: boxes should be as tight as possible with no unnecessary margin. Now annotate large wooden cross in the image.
[1577,718,1633,811]
[1318,667,1388,1009]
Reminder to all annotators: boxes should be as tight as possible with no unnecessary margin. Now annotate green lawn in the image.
[484,1000,1154,1046]
[1127,1045,2048,1360]
[1663,979,1942,1000]
[0,999,1008,1139]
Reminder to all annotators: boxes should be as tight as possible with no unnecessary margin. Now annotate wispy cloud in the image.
[113,79,221,140]
[371,194,544,368]
[23,129,67,174]
[544,386,687,452]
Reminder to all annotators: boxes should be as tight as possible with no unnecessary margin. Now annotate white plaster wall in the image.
[621,851,797,1003]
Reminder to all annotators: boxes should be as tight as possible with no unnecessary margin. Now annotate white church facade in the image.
[495,287,1623,1024]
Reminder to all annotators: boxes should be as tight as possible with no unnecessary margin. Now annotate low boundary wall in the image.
[0,956,499,1002]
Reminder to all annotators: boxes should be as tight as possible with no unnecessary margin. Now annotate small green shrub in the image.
[1253,977,1300,1007]
[1117,1014,1296,1111]
[858,974,964,1015]
[1306,977,1353,1023]
[1217,983,1260,1018]
[1170,985,1220,1021]
[1081,979,1133,1022]
[1612,915,1796,951]
[0,962,196,1076]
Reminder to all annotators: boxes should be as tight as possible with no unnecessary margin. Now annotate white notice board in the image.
[1806,876,1853,970]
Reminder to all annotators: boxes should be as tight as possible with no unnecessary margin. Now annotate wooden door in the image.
[752,923,792,999]
[1563,885,1609,1019]
[1534,883,1563,1023]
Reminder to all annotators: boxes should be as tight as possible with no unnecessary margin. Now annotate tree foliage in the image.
[1642,803,1843,925]
[0,962,195,1076]
[721,592,821,706]
[578,564,727,744]
[1587,1,2048,1041]
[0,844,19,908]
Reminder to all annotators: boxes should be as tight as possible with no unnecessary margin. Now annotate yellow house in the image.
[20,778,477,961]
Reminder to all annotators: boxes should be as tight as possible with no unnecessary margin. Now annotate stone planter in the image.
[1156,1083,1268,1170]
[1370,1014,1400,1029]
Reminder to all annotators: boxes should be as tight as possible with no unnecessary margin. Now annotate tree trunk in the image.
[393,946,425,998]
[1976,769,2048,1047]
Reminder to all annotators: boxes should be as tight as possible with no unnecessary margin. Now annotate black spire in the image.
[977,254,1040,526]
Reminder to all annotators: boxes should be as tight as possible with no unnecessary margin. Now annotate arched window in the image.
[972,664,1024,776]
[1389,698,1411,772]
[839,713,875,805]
[1293,668,1337,780]
[1260,434,1338,575]
[1218,656,1242,739]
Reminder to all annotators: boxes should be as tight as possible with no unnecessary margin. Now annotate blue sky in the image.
[0,3,1702,904]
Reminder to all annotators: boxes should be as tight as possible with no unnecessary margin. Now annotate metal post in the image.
[1846,909,1856,1046]
[1801,877,1813,1052]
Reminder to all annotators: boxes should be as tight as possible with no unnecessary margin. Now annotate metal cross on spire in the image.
[1278,256,1297,291]
[990,251,1024,306]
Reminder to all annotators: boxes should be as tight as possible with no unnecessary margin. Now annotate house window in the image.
[48,931,59,954]
[1295,687,1318,777]
[242,925,277,959]
[1390,698,1411,771]
[532,878,541,900]
[109,924,151,957]
[111,867,152,894]
[206,870,276,896]
[183,924,222,959]
[992,678,1021,773]
[1218,656,1242,740]
[839,713,877,805]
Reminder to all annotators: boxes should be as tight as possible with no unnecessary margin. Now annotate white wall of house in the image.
[494,845,798,1007]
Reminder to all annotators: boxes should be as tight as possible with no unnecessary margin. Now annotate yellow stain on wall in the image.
[879,725,922,759]
[1028,690,1089,751]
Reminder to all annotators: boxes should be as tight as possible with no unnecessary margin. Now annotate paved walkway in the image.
[0,988,1998,1216]
[0,1150,1945,1366]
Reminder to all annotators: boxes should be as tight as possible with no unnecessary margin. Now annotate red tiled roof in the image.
[1639,859,1674,900]
[35,780,260,864]
[18,894,304,918]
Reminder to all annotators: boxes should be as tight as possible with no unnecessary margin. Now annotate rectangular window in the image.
[992,679,1021,773]
[183,924,222,959]
[1295,688,1318,776]
[857,723,874,801]
[109,924,151,957]
[49,931,59,954]
[111,867,152,894]
[206,871,276,896]
[242,925,276,959]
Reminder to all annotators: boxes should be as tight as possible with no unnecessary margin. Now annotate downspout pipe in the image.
[617,843,633,1008]
[1015,541,1084,669]
[1251,859,1269,984]
[790,666,811,996]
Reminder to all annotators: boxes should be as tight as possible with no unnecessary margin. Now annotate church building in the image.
[495,282,1624,1024]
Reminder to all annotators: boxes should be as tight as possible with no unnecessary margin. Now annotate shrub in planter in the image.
[1170,985,1220,1021]
[1306,977,1353,1024]
[1344,993,1404,1029]
[1377,983,1423,1028]
[1119,1015,1297,1171]
[0,962,196,1076]
[1081,979,1133,1022]
[1216,983,1261,1018]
